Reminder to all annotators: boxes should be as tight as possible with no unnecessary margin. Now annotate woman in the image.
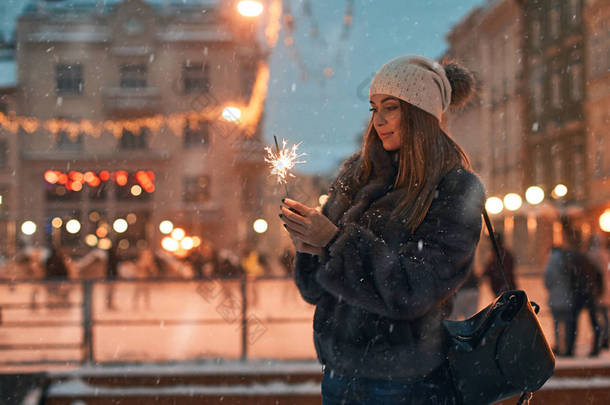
[279,55,485,404]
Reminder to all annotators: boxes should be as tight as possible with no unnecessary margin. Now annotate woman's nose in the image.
[374,112,387,126]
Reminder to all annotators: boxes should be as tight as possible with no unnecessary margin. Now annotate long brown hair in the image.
[358,100,471,233]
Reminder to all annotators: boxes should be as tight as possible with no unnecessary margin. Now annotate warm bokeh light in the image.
[21,220,36,235]
[318,194,329,206]
[159,220,174,234]
[130,185,142,196]
[71,181,83,192]
[485,197,504,214]
[96,226,108,238]
[126,213,137,224]
[600,210,610,233]
[192,236,201,247]
[171,227,186,241]
[222,106,242,122]
[44,170,59,184]
[237,0,264,17]
[66,219,81,234]
[504,193,523,211]
[51,217,63,228]
[118,239,130,250]
[552,184,568,198]
[162,236,179,252]
[180,237,194,250]
[115,170,128,186]
[85,234,98,247]
[253,218,268,234]
[98,237,112,250]
[525,186,545,205]
[113,218,128,233]
[89,211,100,222]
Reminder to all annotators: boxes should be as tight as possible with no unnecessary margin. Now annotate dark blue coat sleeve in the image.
[315,169,485,320]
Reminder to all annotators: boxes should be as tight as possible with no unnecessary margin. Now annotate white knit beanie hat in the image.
[369,55,452,121]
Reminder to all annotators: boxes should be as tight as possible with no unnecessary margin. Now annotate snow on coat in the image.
[293,141,485,381]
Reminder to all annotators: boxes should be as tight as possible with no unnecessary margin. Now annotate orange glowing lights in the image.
[115,171,128,186]
[44,170,59,184]
[70,181,83,192]
[44,169,157,194]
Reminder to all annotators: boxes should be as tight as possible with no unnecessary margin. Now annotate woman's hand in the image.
[287,231,324,256]
[280,198,338,248]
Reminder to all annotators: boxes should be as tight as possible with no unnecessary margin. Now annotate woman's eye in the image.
[386,106,398,111]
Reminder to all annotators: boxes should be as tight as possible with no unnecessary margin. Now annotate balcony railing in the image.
[102,87,161,113]
[0,276,315,369]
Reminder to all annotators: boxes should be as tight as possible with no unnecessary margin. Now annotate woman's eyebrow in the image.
[370,97,399,105]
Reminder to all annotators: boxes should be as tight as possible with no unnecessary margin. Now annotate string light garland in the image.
[0,63,270,140]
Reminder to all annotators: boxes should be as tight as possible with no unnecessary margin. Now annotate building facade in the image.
[1,0,269,259]
[445,0,531,268]
[448,0,610,270]
[585,0,610,238]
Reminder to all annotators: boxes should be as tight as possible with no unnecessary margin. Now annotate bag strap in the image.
[483,210,532,405]
[482,208,513,291]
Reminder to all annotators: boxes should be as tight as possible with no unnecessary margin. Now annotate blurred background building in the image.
[0,0,274,260]
[446,0,610,271]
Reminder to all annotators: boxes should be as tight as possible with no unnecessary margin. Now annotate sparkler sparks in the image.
[264,137,306,189]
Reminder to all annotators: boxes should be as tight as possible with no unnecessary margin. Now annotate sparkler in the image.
[264,135,306,196]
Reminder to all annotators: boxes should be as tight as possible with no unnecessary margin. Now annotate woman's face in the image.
[370,94,403,151]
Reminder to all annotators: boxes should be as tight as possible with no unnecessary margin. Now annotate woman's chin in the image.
[380,141,400,152]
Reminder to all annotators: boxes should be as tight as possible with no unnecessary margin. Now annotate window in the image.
[0,186,8,219]
[573,144,585,198]
[120,127,148,150]
[569,63,582,101]
[568,0,580,26]
[551,72,561,108]
[534,148,544,185]
[56,130,83,151]
[530,66,544,118]
[183,176,210,203]
[184,121,210,147]
[531,20,542,48]
[120,64,147,88]
[551,143,562,186]
[56,64,83,94]
[115,171,154,201]
[0,139,6,169]
[183,61,210,94]
[549,3,561,40]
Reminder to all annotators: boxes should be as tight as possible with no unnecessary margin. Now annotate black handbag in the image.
[443,209,555,405]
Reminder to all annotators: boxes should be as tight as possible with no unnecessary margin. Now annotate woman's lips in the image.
[379,132,394,137]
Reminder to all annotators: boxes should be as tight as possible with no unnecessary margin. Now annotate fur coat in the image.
[293,140,485,381]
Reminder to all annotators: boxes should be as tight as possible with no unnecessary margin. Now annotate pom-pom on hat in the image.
[369,55,470,121]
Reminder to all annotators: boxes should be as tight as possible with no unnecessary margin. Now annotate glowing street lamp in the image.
[171,227,186,241]
[21,221,37,235]
[237,0,263,17]
[525,186,545,205]
[552,184,568,199]
[504,193,523,211]
[66,219,81,234]
[113,218,128,233]
[253,218,268,234]
[162,236,179,252]
[222,106,242,122]
[485,197,503,214]
[159,220,174,234]
[600,210,610,233]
